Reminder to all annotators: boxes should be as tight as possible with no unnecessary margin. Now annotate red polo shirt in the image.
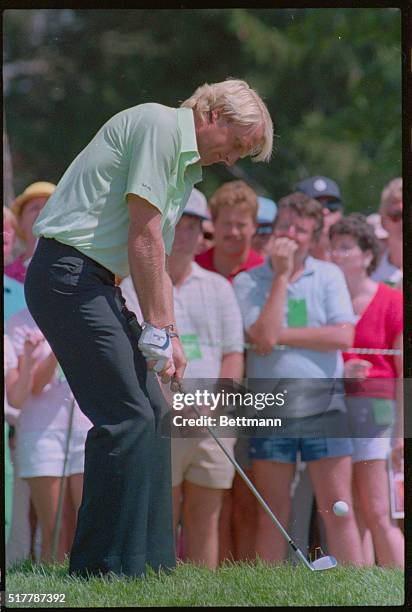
[195,247,264,283]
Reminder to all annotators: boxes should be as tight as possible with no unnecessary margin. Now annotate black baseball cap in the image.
[295,176,343,211]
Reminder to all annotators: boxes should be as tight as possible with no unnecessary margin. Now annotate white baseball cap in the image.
[183,188,210,221]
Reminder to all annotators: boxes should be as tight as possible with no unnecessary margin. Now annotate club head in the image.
[310,555,338,571]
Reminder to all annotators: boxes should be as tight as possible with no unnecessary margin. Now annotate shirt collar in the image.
[176,108,202,184]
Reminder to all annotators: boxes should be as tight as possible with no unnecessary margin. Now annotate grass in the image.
[5,559,404,607]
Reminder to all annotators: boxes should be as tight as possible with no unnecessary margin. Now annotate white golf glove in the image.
[138,323,173,372]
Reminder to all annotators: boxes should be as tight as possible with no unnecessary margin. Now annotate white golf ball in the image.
[333,500,349,516]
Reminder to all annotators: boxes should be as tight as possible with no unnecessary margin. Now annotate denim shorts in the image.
[249,436,353,463]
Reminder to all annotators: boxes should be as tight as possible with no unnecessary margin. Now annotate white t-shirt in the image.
[371,250,402,286]
[6,310,92,434]
[120,262,244,378]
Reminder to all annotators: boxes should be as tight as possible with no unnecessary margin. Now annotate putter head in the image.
[310,555,337,571]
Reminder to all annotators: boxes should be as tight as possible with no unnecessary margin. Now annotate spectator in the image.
[252,196,277,257]
[195,211,214,256]
[4,206,26,322]
[4,335,18,543]
[234,192,364,565]
[4,206,30,565]
[329,214,404,568]
[6,309,92,563]
[295,175,343,261]
[121,188,244,568]
[195,180,264,282]
[195,180,264,561]
[371,178,402,287]
[366,213,388,261]
[5,182,56,283]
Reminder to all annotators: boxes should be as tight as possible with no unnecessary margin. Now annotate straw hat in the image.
[10,182,56,240]
[11,181,56,218]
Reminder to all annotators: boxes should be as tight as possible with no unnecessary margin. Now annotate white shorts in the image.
[16,429,88,478]
[351,437,391,462]
[346,396,394,462]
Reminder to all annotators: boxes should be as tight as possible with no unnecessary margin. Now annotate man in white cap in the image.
[121,189,244,569]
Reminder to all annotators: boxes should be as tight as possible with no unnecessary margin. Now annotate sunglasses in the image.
[323,200,343,213]
[255,225,273,235]
[385,210,402,223]
[203,231,214,241]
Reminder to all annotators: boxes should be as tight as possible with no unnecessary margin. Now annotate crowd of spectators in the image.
[4,174,403,570]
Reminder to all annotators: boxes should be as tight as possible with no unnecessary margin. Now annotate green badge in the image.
[287,298,308,327]
[383,280,396,288]
[180,334,202,361]
[372,398,394,426]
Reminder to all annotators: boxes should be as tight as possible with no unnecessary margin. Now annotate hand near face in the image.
[270,237,298,277]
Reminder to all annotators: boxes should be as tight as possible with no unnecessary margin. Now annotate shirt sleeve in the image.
[322,264,356,325]
[125,109,179,215]
[217,278,244,354]
[233,271,263,331]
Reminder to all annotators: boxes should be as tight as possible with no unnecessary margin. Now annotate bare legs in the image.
[173,481,224,569]
[353,460,404,568]
[26,474,83,563]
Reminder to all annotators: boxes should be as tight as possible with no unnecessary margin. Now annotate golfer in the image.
[24,79,273,578]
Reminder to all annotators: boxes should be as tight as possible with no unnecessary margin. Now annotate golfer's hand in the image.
[170,336,187,386]
[148,336,186,385]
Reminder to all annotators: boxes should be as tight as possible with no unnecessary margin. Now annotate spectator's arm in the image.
[246,274,289,352]
[277,323,354,351]
[31,352,59,395]
[6,356,36,408]
[219,352,244,381]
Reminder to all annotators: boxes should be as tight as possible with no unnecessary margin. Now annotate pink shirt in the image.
[4,255,27,284]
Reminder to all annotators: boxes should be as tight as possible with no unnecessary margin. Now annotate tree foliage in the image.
[4,8,401,213]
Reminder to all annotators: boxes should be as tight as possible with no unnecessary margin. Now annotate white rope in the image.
[182,339,402,355]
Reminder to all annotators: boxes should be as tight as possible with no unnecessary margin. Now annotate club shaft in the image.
[189,404,313,569]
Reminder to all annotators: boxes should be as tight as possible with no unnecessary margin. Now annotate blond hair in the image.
[208,180,258,222]
[181,79,273,163]
[380,177,402,213]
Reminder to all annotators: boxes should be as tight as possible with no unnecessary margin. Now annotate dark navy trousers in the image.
[24,237,175,577]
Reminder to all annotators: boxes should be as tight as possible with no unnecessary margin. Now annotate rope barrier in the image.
[181,339,402,355]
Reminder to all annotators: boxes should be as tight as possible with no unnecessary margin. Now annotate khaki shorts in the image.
[171,436,237,489]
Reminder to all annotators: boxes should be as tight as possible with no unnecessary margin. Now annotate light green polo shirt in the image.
[33,103,202,277]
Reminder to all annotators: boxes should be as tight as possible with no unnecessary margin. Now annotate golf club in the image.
[51,391,76,562]
[168,378,337,572]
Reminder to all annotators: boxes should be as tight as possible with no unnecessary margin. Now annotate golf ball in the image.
[333,500,349,516]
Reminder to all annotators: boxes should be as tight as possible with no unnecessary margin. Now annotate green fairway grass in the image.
[6,559,403,607]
